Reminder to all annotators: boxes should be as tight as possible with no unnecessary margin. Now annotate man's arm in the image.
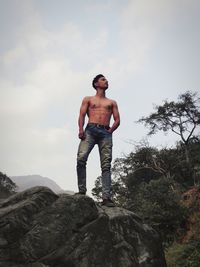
[108,100,120,133]
[78,97,90,139]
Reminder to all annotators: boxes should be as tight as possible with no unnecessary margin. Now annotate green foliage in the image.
[166,238,200,267]
[165,242,184,267]
[0,171,17,198]
[91,176,102,201]
[138,91,200,163]
[127,177,188,245]
[138,91,200,141]
[91,174,128,207]
[92,90,200,264]
[92,141,192,245]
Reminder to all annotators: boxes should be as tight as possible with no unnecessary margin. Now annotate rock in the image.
[0,263,49,267]
[0,186,167,267]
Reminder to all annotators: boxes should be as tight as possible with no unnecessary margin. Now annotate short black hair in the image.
[92,74,104,89]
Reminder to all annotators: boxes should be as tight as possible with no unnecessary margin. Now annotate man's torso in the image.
[87,96,113,126]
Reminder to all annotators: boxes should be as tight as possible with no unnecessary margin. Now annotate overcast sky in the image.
[1,0,200,197]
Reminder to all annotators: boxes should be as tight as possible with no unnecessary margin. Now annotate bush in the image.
[127,177,188,245]
[0,171,17,198]
[166,238,200,267]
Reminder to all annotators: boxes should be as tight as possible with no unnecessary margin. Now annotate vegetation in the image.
[166,237,200,267]
[137,91,200,163]
[92,90,200,266]
[0,171,17,198]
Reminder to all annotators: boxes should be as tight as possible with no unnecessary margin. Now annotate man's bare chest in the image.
[89,100,112,111]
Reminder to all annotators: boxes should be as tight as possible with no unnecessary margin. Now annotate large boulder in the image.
[0,186,166,267]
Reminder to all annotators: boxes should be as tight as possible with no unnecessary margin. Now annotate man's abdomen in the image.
[88,109,112,126]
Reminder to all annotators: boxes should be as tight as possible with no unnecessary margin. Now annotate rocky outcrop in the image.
[0,186,167,267]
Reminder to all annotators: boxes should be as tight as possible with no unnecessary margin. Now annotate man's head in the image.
[92,74,108,90]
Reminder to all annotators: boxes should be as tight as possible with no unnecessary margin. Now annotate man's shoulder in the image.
[82,96,92,102]
[106,97,118,105]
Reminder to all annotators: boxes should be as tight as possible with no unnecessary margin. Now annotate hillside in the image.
[11,174,74,195]
[165,185,200,267]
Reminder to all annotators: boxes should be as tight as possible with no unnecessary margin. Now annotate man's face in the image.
[95,76,108,90]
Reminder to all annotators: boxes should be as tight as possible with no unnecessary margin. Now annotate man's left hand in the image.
[107,129,113,134]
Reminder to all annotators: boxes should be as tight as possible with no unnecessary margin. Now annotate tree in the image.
[127,177,188,246]
[138,91,200,163]
[0,171,17,198]
[91,174,128,207]
[92,141,195,245]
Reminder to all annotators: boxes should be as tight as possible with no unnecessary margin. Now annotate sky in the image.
[0,0,200,197]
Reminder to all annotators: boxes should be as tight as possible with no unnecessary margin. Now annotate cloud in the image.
[117,0,168,73]
[1,0,199,194]
[0,124,74,185]
[0,0,112,192]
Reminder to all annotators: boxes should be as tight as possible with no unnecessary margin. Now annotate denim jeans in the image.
[76,124,113,199]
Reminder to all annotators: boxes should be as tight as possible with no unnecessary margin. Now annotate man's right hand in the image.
[78,130,86,140]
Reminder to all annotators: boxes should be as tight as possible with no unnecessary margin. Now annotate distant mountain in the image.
[10,174,74,195]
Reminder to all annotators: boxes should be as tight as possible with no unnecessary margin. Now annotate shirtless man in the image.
[76,74,120,207]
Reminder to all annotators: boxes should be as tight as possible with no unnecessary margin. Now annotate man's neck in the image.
[95,88,106,98]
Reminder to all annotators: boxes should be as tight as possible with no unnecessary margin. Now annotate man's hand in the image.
[78,130,86,140]
[107,128,113,134]
[78,97,89,140]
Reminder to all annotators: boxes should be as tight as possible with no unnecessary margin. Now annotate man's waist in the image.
[87,123,110,130]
